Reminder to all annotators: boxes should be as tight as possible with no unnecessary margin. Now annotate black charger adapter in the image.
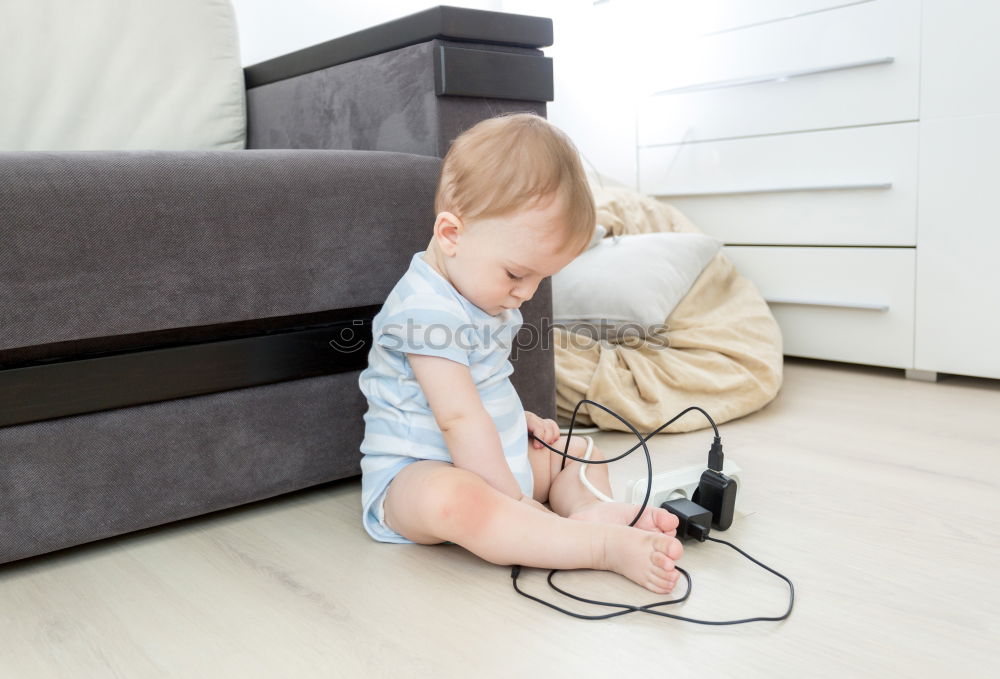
[690,436,737,530]
[693,469,737,531]
[661,498,712,542]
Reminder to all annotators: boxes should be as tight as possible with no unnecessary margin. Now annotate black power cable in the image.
[512,398,794,624]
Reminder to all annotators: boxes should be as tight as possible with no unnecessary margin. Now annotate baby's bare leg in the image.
[382,460,682,593]
[546,436,615,516]
[547,436,679,536]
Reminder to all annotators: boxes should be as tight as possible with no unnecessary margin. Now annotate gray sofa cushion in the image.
[0,149,440,362]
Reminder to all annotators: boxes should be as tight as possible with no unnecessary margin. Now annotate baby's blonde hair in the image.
[434,113,596,256]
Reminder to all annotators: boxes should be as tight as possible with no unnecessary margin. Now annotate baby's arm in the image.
[408,353,524,500]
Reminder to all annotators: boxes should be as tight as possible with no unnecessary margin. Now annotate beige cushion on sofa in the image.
[0,0,246,150]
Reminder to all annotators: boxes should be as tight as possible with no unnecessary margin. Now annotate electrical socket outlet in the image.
[627,460,742,509]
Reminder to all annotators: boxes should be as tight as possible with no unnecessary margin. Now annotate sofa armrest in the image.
[244,5,554,157]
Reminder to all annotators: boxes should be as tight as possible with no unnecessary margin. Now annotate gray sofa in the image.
[0,6,557,565]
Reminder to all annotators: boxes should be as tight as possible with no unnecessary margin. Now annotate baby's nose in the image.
[515,289,534,303]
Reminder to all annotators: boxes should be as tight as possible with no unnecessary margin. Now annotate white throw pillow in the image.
[552,232,722,339]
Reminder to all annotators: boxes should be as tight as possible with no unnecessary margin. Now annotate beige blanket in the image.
[554,184,784,434]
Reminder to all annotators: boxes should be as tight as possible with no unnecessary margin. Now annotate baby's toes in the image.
[648,572,675,593]
[650,549,675,573]
[654,508,679,535]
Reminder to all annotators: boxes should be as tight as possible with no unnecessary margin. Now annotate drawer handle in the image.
[653,56,895,96]
[702,0,878,37]
[765,297,889,312]
[656,182,892,198]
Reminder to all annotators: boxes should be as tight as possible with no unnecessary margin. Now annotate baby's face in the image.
[434,196,579,317]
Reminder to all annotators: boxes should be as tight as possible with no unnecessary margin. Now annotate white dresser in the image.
[635,0,1000,381]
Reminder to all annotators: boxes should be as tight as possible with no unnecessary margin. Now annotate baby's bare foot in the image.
[569,500,679,537]
[601,525,684,594]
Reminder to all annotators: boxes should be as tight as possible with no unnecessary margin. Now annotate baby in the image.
[357,113,683,594]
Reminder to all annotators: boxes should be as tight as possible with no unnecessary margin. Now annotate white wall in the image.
[500,0,641,188]
[230,0,502,65]
[517,0,722,189]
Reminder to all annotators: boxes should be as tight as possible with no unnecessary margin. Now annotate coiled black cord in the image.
[511,399,794,624]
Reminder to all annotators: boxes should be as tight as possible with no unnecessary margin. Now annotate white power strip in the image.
[626,460,742,509]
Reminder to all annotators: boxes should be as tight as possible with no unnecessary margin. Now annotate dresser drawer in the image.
[640,123,918,246]
[638,0,920,144]
[723,246,915,368]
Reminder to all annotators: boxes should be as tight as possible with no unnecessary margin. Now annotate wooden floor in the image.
[2,358,998,678]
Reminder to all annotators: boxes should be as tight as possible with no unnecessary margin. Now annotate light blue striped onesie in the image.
[358,250,533,543]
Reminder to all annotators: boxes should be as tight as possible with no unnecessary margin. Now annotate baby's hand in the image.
[525,411,560,450]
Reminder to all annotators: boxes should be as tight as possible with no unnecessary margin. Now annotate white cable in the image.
[577,435,615,503]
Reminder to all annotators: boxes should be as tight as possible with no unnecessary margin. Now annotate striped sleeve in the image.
[375,293,475,367]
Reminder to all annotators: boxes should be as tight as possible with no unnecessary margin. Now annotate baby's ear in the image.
[433,212,464,251]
